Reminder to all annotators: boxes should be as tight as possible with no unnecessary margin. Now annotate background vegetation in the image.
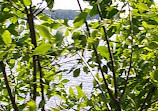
[0,0,158,110]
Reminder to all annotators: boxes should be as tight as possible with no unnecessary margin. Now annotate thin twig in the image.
[0,61,19,111]
[77,53,111,111]
[33,0,45,14]
[7,0,26,14]
[35,0,54,16]
[0,105,6,111]
[140,86,156,111]
[142,98,158,110]
[120,2,134,100]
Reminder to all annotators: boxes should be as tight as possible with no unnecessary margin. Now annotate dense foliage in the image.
[0,0,158,110]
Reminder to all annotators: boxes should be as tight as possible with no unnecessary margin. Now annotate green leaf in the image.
[90,5,98,17]
[76,86,85,99]
[150,69,158,82]
[33,43,52,55]
[46,0,54,9]
[103,65,108,73]
[73,12,87,28]
[0,51,7,61]
[39,100,45,108]
[27,100,36,111]
[2,30,12,46]
[138,3,149,13]
[73,68,80,77]
[37,25,52,39]
[55,28,64,46]
[69,86,74,95]
[97,46,109,60]
[23,0,32,6]
[61,79,70,83]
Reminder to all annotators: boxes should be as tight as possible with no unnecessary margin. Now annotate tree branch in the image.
[25,6,37,102]
[96,3,118,99]
[0,61,19,111]
[37,56,45,111]
[26,6,45,111]
[120,2,134,100]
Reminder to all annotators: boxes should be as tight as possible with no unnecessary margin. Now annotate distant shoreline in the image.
[44,9,99,20]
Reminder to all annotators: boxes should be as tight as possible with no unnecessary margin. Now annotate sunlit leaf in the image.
[27,100,36,111]
[33,43,52,55]
[76,86,85,99]
[37,25,52,39]
[97,46,109,60]
[138,3,149,13]
[55,27,64,46]
[23,0,32,6]
[73,12,87,28]
[69,86,74,95]
[61,79,70,83]
[0,51,7,61]
[2,30,12,46]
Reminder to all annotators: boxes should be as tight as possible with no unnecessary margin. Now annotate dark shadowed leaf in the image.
[73,68,80,77]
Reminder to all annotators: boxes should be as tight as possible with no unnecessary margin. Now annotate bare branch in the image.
[0,61,19,111]
[120,2,134,100]
[96,3,118,99]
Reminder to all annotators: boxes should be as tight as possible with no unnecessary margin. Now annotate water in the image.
[1,10,98,110]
